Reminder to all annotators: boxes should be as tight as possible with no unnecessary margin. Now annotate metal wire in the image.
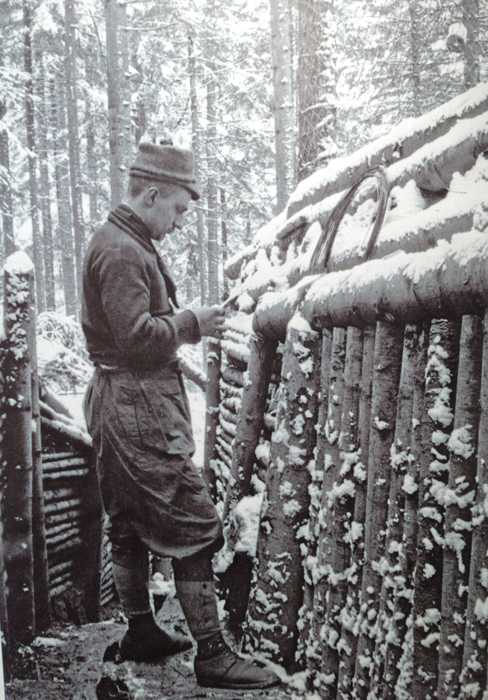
[308,165,390,275]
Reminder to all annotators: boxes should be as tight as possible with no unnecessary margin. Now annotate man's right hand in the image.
[193,306,226,338]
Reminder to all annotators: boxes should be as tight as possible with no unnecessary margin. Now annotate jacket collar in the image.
[108,204,179,308]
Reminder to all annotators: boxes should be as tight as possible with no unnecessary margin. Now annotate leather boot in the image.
[175,579,280,690]
[119,611,192,662]
[194,632,280,690]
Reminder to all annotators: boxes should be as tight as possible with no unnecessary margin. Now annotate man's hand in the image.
[193,306,226,338]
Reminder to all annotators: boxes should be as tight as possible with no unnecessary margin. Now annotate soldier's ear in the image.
[145,186,159,206]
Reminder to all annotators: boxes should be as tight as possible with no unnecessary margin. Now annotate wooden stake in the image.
[320,327,363,696]
[203,338,221,501]
[246,318,321,671]
[412,319,460,699]
[353,321,404,699]
[337,325,375,699]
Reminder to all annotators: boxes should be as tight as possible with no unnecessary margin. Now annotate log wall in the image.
[0,254,107,650]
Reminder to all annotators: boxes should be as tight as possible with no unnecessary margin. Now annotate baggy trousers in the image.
[84,365,224,614]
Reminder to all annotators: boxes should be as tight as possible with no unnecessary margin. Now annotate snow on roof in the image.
[226,84,488,326]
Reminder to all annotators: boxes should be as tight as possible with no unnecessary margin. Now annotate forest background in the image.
[0,0,487,324]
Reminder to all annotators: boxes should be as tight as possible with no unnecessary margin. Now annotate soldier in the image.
[82,140,278,690]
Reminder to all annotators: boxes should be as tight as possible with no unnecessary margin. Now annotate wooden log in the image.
[459,309,488,700]
[44,487,78,503]
[337,326,376,699]
[49,560,75,580]
[412,320,460,700]
[225,334,278,517]
[219,404,238,426]
[46,509,83,526]
[42,456,88,471]
[381,323,428,699]
[221,338,249,367]
[43,452,83,462]
[298,329,332,670]
[369,324,419,697]
[246,318,321,671]
[1,253,37,644]
[43,469,89,480]
[177,353,206,391]
[30,310,51,634]
[319,327,363,696]
[221,365,245,388]
[353,322,404,699]
[46,526,80,547]
[255,230,488,341]
[437,315,482,700]
[286,83,488,218]
[48,535,82,557]
[308,327,347,691]
[44,497,82,515]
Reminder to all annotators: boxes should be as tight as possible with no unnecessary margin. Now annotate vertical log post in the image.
[299,329,332,670]
[29,293,50,634]
[353,321,404,699]
[459,309,488,700]
[337,325,376,700]
[222,333,278,635]
[320,326,363,696]
[246,316,321,671]
[203,338,221,502]
[370,324,419,697]
[1,252,37,643]
[412,320,460,700]
[383,322,428,699]
[437,314,482,699]
[310,326,346,691]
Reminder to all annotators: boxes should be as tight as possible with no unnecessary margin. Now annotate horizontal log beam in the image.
[254,230,488,340]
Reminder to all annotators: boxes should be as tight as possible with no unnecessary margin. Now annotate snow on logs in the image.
[253,230,488,341]
[246,318,321,670]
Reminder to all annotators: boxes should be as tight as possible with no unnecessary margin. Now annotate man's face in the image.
[146,186,192,242]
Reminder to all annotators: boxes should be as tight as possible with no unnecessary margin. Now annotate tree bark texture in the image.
[255,229,488,341]
[319,327,363,697]
[105,0,131,208]
[64,0,85,297]
[188,33,206,305]
[369,324,419,697]
[351,322,403,699]
[50,77,77,317]
[336,326,375,699]
[269,0,295,212]
[381,323,428,699]
[206,58,219,306]
[246,320,321,671]
[23,0,45,313]
[462,0,480,89]
[309,327,346,692]
[459,309,488,700]
[2,259,36,643]
[412,320,460,700]
[299,329,332,670]
[203,338,221,502]
[437,315,482,700]
[35,54,55,311]
[0,105,15,262]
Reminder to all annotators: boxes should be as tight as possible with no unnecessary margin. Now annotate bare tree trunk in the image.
[36,54,55,311]
[105,0,131,207]
[64,0,85,301]
[188,34,206,305]
[269,0,295,212]
[51,77,77,317]
[463,0,480,89]
[407,0,421,116]
[23,0,45,312]
[203,338,221,500]
[296,0,336,180]
[206,60,219,305]
[0,103,15,263]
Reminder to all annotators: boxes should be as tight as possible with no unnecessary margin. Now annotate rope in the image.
[308,165,391,275]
